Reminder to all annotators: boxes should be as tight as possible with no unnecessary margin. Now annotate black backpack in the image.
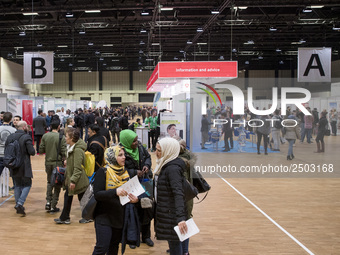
[50,166,66,187]
[3,134,25,170]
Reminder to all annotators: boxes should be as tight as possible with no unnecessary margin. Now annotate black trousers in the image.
[224,132,233,150]
[331,121,337,135]
[257,132,269,152]
[59,188,84,221]
[92,221,122,255]
[35,135,43,154]
[150,129,157,149]
[316,132,325,143]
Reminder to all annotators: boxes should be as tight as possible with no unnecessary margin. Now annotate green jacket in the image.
[65,139,89,196]
[39,131,67,166]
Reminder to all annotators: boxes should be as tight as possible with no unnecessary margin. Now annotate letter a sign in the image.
[24,52,54,84]
[298,48,331,82]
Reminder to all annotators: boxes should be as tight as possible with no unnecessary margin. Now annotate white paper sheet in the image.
[119,175,145,205]
[173,218,200,242]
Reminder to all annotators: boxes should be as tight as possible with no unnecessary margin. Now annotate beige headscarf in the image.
[153,137,180,176]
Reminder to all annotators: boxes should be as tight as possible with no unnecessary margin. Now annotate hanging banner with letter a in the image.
[298,47,331,82]
[24,52,54,84]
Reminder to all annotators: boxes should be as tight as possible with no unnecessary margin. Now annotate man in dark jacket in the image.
[200,114,210,149]
[75,108,85,139]
[110,113,121,144]
[84,109,95,142]
[95,117,111,144]
[120,112,129,130]
[6,121,36,216]
[32,109,47,154]
[87,124,107,172]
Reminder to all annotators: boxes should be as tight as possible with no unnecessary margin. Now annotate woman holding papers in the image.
[92,145,138,255]
[119,129,154,248]
[154,137,188,255]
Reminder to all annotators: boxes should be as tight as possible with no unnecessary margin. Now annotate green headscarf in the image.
[119,129,139,162]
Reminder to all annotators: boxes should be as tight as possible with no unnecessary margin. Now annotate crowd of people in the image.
[201,105,338,159]
[0,105,196,255]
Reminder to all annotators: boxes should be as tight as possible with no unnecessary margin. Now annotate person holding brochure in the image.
[119,129,154,248]
[154,137,188,255]
[92,145,139,255]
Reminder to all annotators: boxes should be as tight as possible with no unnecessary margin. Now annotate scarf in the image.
[120,129,139,163]
[66,144,75,158]
[104,145,130,190]
[153,137,180,176]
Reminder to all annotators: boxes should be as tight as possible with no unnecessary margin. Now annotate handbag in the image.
[80,173,97,220]
[183,177,198,202]
[192,170,211,194]
[140,174,153,199]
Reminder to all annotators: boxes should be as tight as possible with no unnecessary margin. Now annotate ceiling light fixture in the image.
[187,40,193,44]
[333,24,340,30]
[299,39,306,43]
[85,10,101,13]
[79,30,85,34]
[37,43,42,47]
[197,42,207,45]
[302,7,312,13]
[269,26,277,31]
[276,48,282,52]
[88,42,94,46]
[152,43,160,46]
[139,50,144,54]
[232,48,237,53]
[238,6,248,9]
[311,5,324,8]
[140,41,145,45]
[140,29,147,33]
[197,27,204,32]
[19,31,26,36]
[245,61,249,64]
[141,10,150,16]
[23,12,38,16]
[258,55,263,60]
[161,7,174,11]
[57,45,68,48]
[139,68,143,72]
[103,44,113,46]
[66,12,74,18]
[279,60,284,64]
[211,9,220,14]
[146,58,153,61]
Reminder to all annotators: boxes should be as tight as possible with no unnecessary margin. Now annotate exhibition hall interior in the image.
[0,1,340,255]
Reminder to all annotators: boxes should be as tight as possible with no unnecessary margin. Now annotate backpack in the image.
[84,137,108,177]
[274,117,283,129]
[84,151,96,177]
[50,166,66,187]
[3,134,25,170]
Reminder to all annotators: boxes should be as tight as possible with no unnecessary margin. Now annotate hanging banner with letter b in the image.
[24,52,54,84]
[298,47,331,82]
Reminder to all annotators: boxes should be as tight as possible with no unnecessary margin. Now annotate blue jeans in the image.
[13,177,32,206]
[168,240,183,255]
[287,139,295,157]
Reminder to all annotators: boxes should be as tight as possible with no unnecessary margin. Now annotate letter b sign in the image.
[31,57,47,79]
[24,52,54,84]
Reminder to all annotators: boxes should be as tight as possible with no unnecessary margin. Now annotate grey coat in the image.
[283,120,301,140]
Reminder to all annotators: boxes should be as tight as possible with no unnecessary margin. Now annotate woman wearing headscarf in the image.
[54,128,89,224]
[119,129,154,248]
[154,138,188,255]
[92,145,138,255]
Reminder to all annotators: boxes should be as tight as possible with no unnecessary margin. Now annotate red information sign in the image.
[147,61,238,91]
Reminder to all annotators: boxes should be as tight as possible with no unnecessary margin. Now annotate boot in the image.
[320,141,325,152]
[314,141,321,153]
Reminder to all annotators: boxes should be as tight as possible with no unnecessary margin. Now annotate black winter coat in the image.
[124,142,151,178]
[155,157,187,241]
[5,130,35,178]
